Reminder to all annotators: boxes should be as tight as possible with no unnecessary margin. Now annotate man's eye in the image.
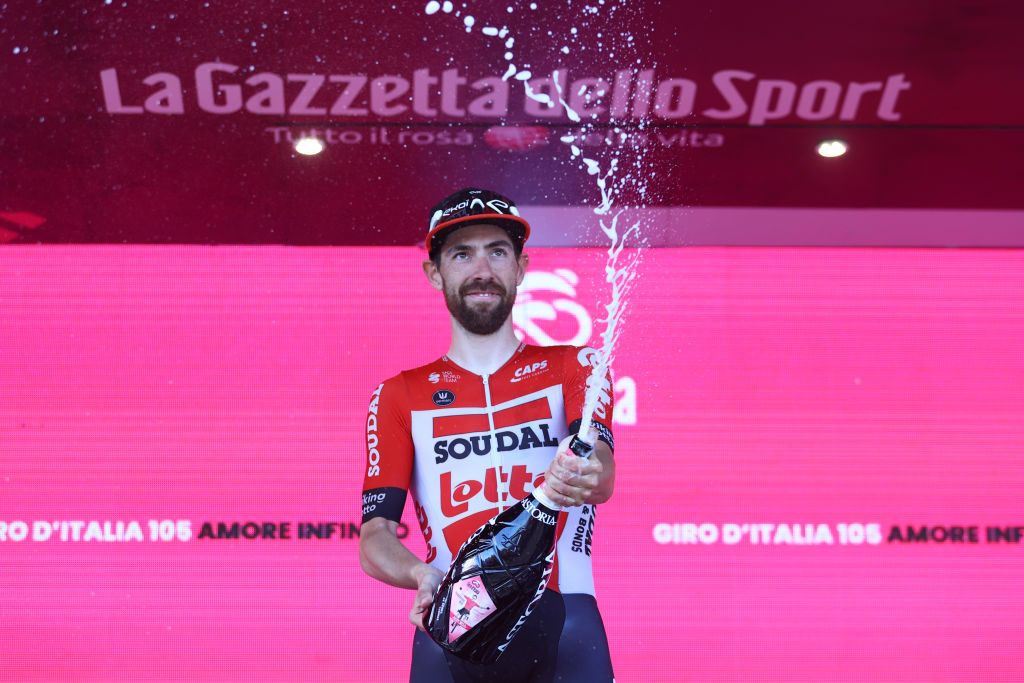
[492,249,508,257]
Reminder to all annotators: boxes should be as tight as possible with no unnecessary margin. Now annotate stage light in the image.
[294,137,324,156]
[817,139,847,158]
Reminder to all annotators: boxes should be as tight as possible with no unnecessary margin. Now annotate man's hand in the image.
[542,432,605,507]
[409,563,444,632]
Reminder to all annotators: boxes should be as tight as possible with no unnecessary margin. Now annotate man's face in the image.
[424,223,527,336]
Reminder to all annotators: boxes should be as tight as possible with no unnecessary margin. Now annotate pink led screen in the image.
[2,245,1023,681]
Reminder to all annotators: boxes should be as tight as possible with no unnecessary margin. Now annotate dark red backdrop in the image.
[1,1,1022,246]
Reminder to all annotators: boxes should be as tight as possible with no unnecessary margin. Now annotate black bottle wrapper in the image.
[568,435,595,459]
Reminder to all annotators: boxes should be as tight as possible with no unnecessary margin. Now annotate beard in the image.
[443,278,517,336]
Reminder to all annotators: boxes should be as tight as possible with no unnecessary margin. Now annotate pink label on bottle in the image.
[447,576,497,643]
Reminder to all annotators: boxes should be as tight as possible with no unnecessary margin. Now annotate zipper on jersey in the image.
[481,373,506,514]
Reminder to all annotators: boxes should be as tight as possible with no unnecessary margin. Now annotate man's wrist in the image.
[410,561,436,585]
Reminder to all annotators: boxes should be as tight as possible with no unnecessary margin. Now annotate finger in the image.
[545,484,573,507]
[558,464,579,483]
[547,480,585,507]
[559,469,599,497]
[554,461,597,487]
[557,452,582,475]
[555,492,580,507]
[571,479,597,501]
[545,477,573,497]
[550,462,580,485]
[569,475,596,493]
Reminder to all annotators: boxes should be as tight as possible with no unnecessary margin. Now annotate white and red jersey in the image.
[362,343,614,596]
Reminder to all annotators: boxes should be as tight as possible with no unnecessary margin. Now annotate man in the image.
[359,188,617,682]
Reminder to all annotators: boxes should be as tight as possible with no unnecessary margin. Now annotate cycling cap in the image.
[425,187,531,255]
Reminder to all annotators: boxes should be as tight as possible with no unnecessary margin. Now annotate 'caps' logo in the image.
[432,390,456,407]
[510,360,549,383]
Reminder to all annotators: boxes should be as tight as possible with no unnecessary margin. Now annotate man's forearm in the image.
[359,519,433,589]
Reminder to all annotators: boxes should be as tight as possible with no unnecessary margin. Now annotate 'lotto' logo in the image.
[441,464,544,517]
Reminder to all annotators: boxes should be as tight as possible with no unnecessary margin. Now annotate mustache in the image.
[459,281,507,297]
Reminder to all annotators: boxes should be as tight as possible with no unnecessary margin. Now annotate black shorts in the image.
[410,590,614,683]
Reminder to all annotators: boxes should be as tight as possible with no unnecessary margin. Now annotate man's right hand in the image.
[409,563,444,632]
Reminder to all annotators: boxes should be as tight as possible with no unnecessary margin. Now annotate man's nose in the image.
[469,252,496,277]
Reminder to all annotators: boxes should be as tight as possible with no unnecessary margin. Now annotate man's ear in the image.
[423,259,444,291]
[516,252,529,286]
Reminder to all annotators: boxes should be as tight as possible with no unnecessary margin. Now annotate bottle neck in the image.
[532,485,562,512]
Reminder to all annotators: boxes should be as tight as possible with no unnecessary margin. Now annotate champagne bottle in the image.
[423,435,594,663]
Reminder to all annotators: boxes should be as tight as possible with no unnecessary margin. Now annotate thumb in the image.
[417,583,436,608]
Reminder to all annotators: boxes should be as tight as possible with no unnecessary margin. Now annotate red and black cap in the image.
[425,188,531,256]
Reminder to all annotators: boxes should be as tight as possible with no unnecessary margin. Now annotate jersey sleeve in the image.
[563,346,615,451]
[361,374,414,524]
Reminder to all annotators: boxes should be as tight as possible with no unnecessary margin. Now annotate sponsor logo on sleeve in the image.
[361,490,387,516]
[365,383,384,478]
[571,505,596,555]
